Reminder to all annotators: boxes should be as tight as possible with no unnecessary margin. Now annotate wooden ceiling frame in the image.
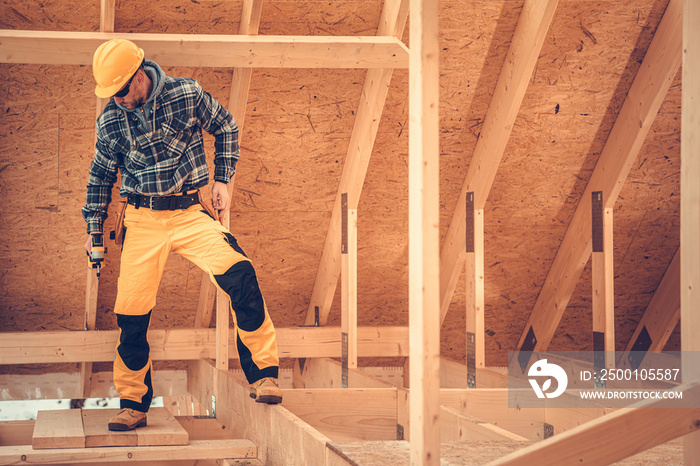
[0,30,409,68]
[438,0,561,323]
[304,0,409,326]
[516,0,683,353]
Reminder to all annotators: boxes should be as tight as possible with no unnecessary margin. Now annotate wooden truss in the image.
[1,0,699,464]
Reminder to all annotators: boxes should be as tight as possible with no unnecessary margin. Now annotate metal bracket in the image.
[342,332,349,388]
[466,332,476,388]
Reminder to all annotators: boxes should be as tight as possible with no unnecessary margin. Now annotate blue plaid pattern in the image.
[82,76,239,233]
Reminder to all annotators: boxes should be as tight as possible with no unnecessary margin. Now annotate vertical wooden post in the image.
[591,191,615,383]
[81,0,116,398]
[409,0,440,463]
[465,192,485,388]
[341,193,358,388]
[681,0,700,461]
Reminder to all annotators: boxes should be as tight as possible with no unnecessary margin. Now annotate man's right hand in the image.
[85,232,99,255]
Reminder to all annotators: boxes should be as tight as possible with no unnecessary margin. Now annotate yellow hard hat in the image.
[92,39,144,98]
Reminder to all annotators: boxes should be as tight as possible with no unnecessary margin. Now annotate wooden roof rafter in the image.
[438,0,561,322]
[304,0,409,326]
[516,0,683,353]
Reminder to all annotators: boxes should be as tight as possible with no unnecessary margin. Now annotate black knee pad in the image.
[214,261,265,332]
[116,311,152,371]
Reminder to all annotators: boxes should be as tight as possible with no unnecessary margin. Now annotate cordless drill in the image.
[89,233,105,279]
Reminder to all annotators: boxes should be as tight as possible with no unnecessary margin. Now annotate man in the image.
[83,38,282,431]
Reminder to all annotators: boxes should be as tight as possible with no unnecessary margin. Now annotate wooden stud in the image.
[591,192,615,372]
[0,31,409,69]
[465,194,485,388]
[439,0,560,322]
[341,194,358,382]
[409,0,441,463]
[517,0,683,352]
[292,357,396,390]
[304,0,408,326]
[682,0,700,460]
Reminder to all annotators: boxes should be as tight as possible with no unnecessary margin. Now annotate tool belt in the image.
[128,191,201,211]
[111,200,128,247]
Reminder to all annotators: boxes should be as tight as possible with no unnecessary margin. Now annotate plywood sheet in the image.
[83,408,188,448]
[32,410,84,450]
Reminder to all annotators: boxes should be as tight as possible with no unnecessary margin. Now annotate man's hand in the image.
[211,181,230,223]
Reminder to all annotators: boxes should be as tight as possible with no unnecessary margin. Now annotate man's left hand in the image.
[211,181,230,223]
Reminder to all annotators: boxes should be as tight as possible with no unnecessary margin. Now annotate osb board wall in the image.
[0,0,681,374]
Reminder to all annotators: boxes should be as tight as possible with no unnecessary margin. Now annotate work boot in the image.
[108,408,147,431]
[249,377,283,404]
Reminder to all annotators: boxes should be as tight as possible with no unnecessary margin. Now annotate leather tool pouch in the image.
[199,194,219,221]
[111,200,128,246]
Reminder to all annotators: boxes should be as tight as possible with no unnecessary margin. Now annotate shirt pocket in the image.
[162,117,197,153]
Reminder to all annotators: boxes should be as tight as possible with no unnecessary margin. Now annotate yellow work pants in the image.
[113,202,279,412]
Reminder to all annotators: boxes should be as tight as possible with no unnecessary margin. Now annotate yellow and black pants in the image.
[113,201,279,412]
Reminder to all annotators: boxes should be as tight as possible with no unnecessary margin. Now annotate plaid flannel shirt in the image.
[82,74,239,233]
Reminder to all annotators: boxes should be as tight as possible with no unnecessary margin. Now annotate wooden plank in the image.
[440,358,508,389]
[341,205,358,375]
[439,0,560,321]
[517,0,683,353]
[682,0,700,460]
[32,410,84,450]
[292,357,396,389]
[620,248,679,369]
[0,439,256,465]
[282,388,398,441]
[191,359,330,466]
[591,200,615,369]
[0,31,409,69]
[440,405,528,442]
[0,421,35,446]
[440,389,545,441]
[409,0,441,463]
[82,408,188,448]
[0,326,408,364]
[490,382,700,465]
[465,206,485,386]
[304,0,408,325]
[196,0,263,329]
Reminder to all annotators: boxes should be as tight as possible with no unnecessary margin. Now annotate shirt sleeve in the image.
[193,81,240,183]
[81,131,119,234]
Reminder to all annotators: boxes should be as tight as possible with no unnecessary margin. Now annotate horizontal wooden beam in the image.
[190,359,332,465]
[0,30,409,68]
[490,381,700,465]
[0,326,408,364]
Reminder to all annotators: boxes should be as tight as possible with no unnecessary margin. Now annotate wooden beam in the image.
[591,192,615,372]
[440,389,545,441]
[0,439,257,465]
[292,357,396,389]
[409,0,441,463]
[439,0,560,322]
[341,196,358,380]
[440,405,528,442]
[190,360,331,465]
[304,0,408,325]
[283,388,398,441]
[80,0,116,401]
[465,197,485,387]
[490,382,700,466]
[0,30,409,68]
[517,0,683,353]
[620,248,679,369]
[0,326,409,364]
[195,0,263,331]
[682,0,700,461]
